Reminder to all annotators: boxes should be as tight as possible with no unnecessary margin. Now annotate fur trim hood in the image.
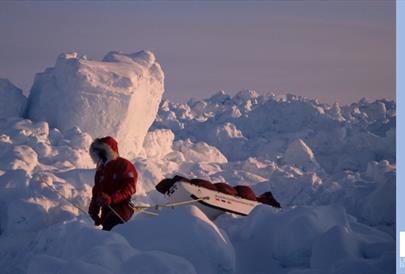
[89,136,119,163]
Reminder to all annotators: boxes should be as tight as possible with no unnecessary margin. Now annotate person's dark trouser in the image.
[102,214,124,231]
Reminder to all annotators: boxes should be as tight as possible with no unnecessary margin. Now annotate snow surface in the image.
[116,206,235,274]
[26,51,164,158]
[0,57,396,274]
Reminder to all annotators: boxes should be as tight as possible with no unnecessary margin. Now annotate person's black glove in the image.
[91,214,102,226]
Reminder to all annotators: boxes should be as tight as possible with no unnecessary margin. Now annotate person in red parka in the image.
[88,136,137,231]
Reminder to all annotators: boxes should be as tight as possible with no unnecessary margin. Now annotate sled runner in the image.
[156,175,280,219]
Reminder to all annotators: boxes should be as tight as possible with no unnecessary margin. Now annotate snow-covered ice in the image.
[216,204,394,274]
[26,50,164,158]
[116,206,235,274]
[0,52,396,274]
[0,79,26,119]
[284,139,320,171]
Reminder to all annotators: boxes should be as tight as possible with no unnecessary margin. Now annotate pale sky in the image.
[0,1,395,104]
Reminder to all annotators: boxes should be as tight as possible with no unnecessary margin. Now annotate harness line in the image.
[40,180,208,220]
[40,179,92,220]
[129,196,209,211]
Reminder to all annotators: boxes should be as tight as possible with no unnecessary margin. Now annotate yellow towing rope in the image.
[129,196,210,211]
[41,179,130,221]
[40,179,209,219]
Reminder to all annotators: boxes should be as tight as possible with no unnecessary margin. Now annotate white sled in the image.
[164,180,259,219]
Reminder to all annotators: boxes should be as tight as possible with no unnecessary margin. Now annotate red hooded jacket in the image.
[88,137,137,225]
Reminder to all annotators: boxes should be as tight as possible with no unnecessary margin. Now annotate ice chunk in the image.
[284,139,319,170]
[232,89,258,105]
[361,173,395,226]
[0,79,27,118]
[26,50,164,157]
[173,139,228,163]
[141,129,174,159]
[365,160,395,183]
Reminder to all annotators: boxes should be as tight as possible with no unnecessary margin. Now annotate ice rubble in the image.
[154,91,395,173]
[0,71,396,273]
[26,50,164,158]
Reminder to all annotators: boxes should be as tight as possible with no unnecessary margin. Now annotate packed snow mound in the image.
[26,221,134,272]
[310,224,394,273]
[116,206,235,274]
[26,221,194,274]
[26,50,164,158]
[118,251,197,274]
[217,205,394,274]
[0,79,26,118]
